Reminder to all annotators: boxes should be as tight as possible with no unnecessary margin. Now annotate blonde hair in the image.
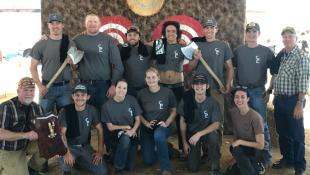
[145,67,160,79]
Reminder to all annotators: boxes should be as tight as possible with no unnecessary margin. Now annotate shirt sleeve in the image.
[90,106,100,126]
[108,37,124,84]
[0,104,11,129]
[211,99,222,123]
[224,41,234,61]
[58,108,67,128]
[266,48,275,69]
[168,89,177,108]
[30,41,43,61]
[132,97,143,116]
[297,54,310,93]
[177,99,184,116]
[252,112,264,135]
[100,103,111,123]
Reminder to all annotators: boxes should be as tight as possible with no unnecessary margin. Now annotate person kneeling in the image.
[226,87,265,175]
[58,84,108,175]
[178,74,221,175]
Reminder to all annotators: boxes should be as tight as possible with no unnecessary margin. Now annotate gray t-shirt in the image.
[233,45,274,87]
[137,87,177,121]
[195,40,233,89]
[123,46,152,88]
[30,38,74,82]
[59,104,100,145]
[156,43,185,72]
[230,107,264,142]
[101,95,142,126]
[178,97,221,133]
[73,33,124,84]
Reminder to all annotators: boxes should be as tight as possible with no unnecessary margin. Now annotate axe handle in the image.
[199,57,225,92]
[46,61,68,88]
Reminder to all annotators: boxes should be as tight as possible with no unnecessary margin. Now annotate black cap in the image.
[48,13,63,23]
[246,22,260,32]
[73,84,88,94]
[126,26,140,35]
[203,18,218,28]
[192,74,208,84]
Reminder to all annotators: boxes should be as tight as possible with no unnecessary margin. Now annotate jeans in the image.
[274,94,306,170]
[39,84,72,114]
[113,134,137,170]
[140,126,171,171]
[247,87,272,164]
[58,144,108,175]
[84,80,110,111]
[187,131,221,172]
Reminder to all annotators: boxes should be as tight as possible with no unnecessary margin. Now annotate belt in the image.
[42,80,69,86]
[80,80,108,85]
[161,82,184,88]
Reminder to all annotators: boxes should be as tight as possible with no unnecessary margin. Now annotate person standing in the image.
[73,13,124,110]
[119,26,152,97]
[232,22,275,166]
[0,77,46,175]
[30,13,73,114]
[270,27,310,175]
[178,74,221,174]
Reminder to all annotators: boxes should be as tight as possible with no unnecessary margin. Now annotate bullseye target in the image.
[151,15,204,45]
[99,16,133,44]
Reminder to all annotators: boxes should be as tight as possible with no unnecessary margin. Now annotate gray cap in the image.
[246,22,260,32]
[203,18,218,28]
[281,26,296,35]
[48,13,63,23]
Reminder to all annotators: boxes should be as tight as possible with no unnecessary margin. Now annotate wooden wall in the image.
[42,0,246,50]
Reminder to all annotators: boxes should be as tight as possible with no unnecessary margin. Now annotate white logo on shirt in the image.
[214,48,220,55]
[255,56,260,64]
[128,108,133,117]
[174,50,179,59]
[159,100,164,109]
[97,44,103,53]
[139,54,144,61]
[203,111,208,119]
[85,117,90,126]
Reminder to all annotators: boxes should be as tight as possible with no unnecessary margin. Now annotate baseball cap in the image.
[246,22,260,32]
[73,84,88,94]
[203,18,218,28]
[192,74,208,84]
[18,77,35,89]
[48,13,63,23]
[281,26,296,35]
[126,26,140,35]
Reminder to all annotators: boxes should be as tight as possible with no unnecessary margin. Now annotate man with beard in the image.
[0,77,46,175]
[119,26,152,97]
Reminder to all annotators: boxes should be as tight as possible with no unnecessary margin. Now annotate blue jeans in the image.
[140,126,171,171]
[113,134,137,170]
[39,84,72,114]
[83,80,110,111]
[247,87,272,164]
[58,144,108,175]
[274,95,306,170]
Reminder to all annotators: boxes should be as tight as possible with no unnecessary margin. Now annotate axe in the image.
[181,42,225,92]
[46,47,84,88]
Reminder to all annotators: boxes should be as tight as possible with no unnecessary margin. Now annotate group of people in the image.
[0,11,309,175]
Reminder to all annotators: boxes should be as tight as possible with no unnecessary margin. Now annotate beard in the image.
[128,40,139,47]
[23,98,33,105]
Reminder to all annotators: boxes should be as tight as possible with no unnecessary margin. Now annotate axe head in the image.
[67,47,84,64]
[181,42,198,60]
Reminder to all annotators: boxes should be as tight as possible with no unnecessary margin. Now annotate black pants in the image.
[186,131,221,172]
[231,146,260,175]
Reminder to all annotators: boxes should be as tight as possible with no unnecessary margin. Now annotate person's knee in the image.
[118,135,131,150]
[154,129,167,143]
